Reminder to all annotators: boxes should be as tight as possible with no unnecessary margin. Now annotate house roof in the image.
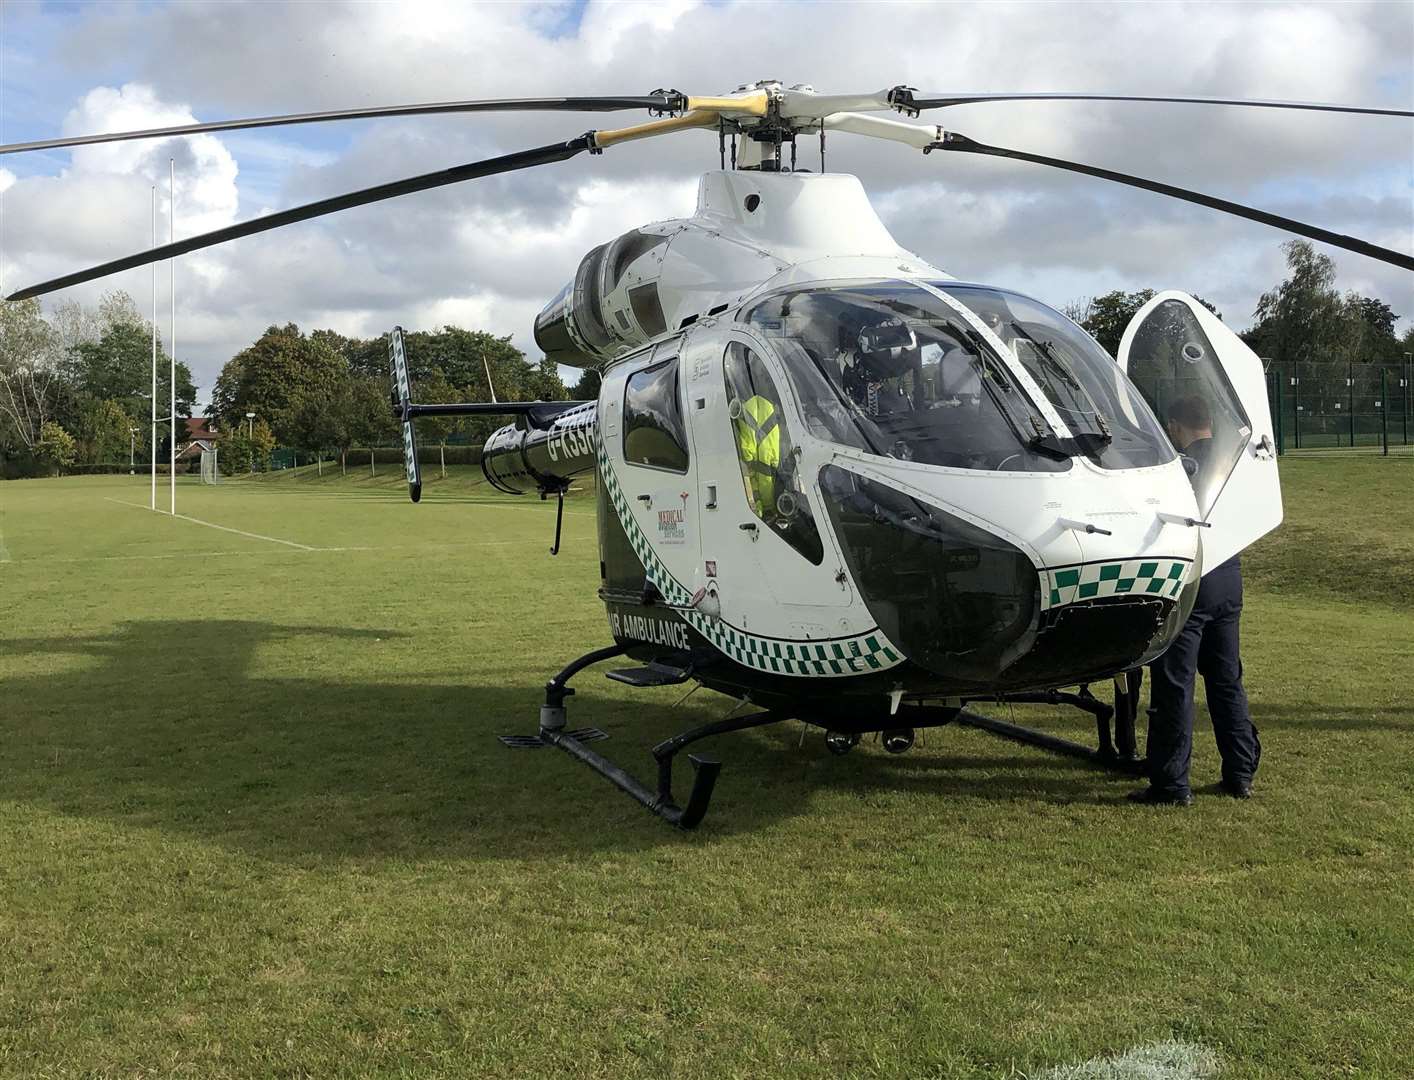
[186,416,218,441]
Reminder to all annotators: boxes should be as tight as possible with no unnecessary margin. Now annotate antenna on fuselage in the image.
[482,350,499,404]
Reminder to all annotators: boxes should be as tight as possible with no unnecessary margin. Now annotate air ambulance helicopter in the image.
[8,81,1412,828]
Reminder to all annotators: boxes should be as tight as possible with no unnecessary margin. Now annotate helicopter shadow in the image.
[0,618,1125,865]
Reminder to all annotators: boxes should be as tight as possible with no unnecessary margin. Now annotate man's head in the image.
[1166,395,1213,450]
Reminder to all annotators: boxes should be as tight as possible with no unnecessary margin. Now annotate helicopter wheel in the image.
[882,728,915,754]
[824,730,861,755]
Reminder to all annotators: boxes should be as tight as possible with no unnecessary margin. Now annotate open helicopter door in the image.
[1117,291,1282,571]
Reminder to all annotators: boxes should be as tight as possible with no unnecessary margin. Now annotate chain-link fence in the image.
[1265,359,1414,453]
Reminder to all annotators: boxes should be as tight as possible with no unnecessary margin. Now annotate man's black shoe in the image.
[1126,787,1193,807]
[1217,779,1252,799]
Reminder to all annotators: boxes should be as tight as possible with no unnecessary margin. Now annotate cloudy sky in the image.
[2,0,1411,405]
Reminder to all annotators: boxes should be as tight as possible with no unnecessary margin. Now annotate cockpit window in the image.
[935,284,1175,470]
[744,284,1071,472]
[724,343,825,565]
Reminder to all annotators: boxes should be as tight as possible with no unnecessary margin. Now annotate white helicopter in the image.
[9,81,1412,827]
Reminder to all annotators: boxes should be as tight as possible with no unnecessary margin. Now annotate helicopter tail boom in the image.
[386,325,595,503]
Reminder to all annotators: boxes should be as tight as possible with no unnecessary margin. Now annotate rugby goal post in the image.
[200,447,221,484]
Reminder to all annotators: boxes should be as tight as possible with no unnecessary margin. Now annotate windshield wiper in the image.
[1011,322,1113,446]
[1015,326,1082,392]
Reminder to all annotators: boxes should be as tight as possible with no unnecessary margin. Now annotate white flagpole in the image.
[169,158,176,515]
[150,185,157,511]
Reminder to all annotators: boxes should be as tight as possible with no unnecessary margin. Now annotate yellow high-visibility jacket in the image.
[734,395,781,517]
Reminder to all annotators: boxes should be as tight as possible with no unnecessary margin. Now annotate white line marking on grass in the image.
[15,547,375,566]
[1033,1039,1219,1080]
[103,497,317,550]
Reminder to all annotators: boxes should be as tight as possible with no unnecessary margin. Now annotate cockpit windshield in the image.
[934,284,1176,470]
[743,283,1071,472]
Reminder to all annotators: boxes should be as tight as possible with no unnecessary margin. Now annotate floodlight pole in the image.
[169,158,176,515]
[246,412,256,474]
[129,428,137,474]
[150,186,157,511]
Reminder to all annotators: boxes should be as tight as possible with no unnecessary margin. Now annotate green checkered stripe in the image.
[596,436,903,677]
[1045,558,1191,608]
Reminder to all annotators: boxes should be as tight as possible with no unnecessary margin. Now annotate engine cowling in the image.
[534,227,674,368]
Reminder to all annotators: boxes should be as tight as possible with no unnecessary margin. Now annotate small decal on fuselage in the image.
[656,491,690,545]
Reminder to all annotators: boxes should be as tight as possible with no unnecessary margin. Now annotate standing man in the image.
[1129,395,1261,806]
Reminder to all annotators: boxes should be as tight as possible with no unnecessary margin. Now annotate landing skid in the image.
[498,644,783,829]
[957,681,1146,775]
[500,646,1146,829]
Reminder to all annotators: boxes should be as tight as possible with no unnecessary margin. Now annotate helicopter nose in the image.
[819,462,1198,693]
[1006,513,1200,690]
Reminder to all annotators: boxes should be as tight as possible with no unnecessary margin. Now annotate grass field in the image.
[1,457,1411,1079]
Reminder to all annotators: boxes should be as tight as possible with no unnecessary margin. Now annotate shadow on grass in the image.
[1249,703,1414,729]
[2,619,1129,864]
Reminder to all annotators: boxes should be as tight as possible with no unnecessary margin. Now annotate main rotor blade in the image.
[897,91,1413,118]
[6,134,595,301]
[0,95,681,156]
[930,132,1414,272]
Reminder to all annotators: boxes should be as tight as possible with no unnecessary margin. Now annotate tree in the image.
[60,315,195,450]
[0,297,64,453]
[34,421,76,475]
[413,370,460,478]
[351,376,397,475]
[1344,294,1403,364]
[220,418,276,475]
[1242,240,1362,365]
[211,324,345,445]
[308,374,393,475]
[1075,290,1155,357]
[530,355,569,401]
[311,328,387,380]
[1069,289,1224,358]
[75,398,137,464]
[570,366,602,401]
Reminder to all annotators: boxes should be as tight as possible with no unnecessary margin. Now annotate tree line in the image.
[0,293,574,477]
[0,292,196,477]
[208,324,571,474]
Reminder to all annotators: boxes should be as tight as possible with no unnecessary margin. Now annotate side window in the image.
[623,356,689,472]
[724,342,824,565]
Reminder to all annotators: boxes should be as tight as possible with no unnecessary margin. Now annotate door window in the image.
[1124,300,1252,516]
[724,342,823,565]
[623,356,689,472]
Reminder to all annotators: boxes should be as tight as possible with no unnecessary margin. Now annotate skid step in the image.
[605,662,692,688]
[499,727,608,749]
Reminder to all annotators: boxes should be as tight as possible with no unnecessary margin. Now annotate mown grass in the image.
[0,456,1410,1078]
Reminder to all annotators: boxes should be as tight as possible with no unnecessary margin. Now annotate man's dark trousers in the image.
[1146,557,1261,796]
